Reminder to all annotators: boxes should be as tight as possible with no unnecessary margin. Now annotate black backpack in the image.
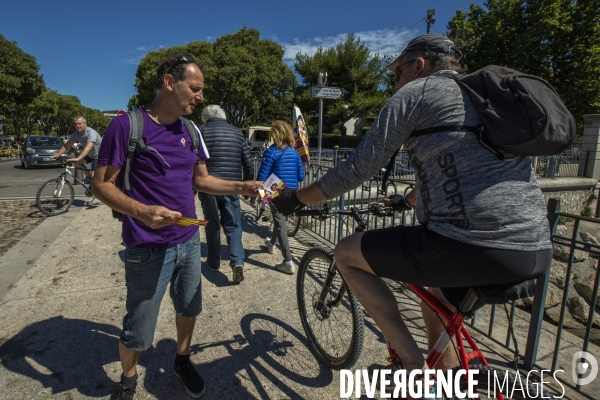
[381,66,576,190]
[413,65,576,159]
[112,108,200,220]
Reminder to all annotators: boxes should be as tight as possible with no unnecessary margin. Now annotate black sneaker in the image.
[232,265,244,283]
[114,382,136,400]
[174,361,206,398]
[83,177,93,185]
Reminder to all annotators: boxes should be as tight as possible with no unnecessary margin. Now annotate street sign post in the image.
[310,81,343,164]
[310,86,343,99]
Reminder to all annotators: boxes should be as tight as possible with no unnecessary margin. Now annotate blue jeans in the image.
[120,230,202,351]
[198,193,245,269]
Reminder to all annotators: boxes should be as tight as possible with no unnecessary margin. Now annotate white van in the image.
[244,126,272,151]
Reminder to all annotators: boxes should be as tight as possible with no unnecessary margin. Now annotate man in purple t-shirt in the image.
[93,53,262,399]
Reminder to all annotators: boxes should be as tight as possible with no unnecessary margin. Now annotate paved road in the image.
[0,158,89,200]
[0,157,88,274]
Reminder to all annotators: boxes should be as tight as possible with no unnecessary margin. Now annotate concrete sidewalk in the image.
[0,200,581,399]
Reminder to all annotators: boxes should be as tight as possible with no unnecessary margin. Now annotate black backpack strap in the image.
[181,117,200,162]
[412,124,505,161]
[124,109,144,191]
[124,109,173,191]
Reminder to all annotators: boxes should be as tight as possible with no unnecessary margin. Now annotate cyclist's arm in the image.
[52,140,76,158]
[71,141,94,160]
[91,164,181,229]
[296,182,327,204]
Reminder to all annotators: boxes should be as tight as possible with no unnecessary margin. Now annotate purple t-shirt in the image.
[98,108,209,248]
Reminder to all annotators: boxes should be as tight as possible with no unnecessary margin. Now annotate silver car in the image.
[20,136,69,169]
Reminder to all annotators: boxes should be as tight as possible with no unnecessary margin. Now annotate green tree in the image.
[448,0,600,134]
[0,34,45,138]
[210,27,296,127]
[53,95,84,137]
[31,90,60,135]
[129,27,296,127]
[294,33,389,135]
[82,107,110,134]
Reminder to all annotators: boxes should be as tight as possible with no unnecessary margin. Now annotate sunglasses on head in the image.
[166,54,195,75]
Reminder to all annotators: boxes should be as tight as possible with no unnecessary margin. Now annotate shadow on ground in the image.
[0,313,333,399]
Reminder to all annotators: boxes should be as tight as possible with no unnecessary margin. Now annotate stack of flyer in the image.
[259,173,287,203]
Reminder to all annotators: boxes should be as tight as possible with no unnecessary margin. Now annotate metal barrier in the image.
[533,153,587,179]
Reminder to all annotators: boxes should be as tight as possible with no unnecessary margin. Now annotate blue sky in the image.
[1,0,486,112]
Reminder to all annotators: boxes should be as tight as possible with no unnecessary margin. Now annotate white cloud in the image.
[124,56,143,65]
[280,28,418,66]
[136,46,148,52]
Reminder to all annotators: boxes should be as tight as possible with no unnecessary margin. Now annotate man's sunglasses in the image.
[395,59,416,81]
[166,54,195,74]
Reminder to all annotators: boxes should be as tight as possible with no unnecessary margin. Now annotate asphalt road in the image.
[0,158,89,200]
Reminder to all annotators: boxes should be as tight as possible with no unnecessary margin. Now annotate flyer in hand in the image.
[167,216,209,227]
[259,173,287,203]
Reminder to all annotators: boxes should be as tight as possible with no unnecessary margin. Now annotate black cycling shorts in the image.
[361,224,551,308]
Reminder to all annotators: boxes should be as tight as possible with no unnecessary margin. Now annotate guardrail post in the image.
[523,198,559,369]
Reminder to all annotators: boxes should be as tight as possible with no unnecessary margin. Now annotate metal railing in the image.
[534,153,588,179]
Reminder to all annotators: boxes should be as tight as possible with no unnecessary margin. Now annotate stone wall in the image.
[539,177,598,215]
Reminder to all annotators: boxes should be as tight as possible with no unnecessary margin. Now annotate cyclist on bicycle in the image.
[51,116,102,205]
[273,33,552,395]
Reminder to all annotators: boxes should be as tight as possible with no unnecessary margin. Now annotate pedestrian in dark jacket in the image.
[257,120,304,274]
[198,105,254,283]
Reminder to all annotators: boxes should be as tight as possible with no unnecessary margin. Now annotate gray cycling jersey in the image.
[317,70,551,251]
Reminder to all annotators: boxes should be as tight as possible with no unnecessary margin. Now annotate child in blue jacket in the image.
[257,120,305,273]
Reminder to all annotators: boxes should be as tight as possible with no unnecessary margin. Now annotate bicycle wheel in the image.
[255,200,265,221]
[297,247,364,369]
[36,178,75,216]
[285,212,301,237]
[453,364,553,399]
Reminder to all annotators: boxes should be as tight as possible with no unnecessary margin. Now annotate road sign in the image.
[310,86,343,99]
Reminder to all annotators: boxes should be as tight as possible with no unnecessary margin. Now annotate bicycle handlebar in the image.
[296,203,394,219]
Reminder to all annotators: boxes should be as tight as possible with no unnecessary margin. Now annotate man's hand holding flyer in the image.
[258,173,287,203]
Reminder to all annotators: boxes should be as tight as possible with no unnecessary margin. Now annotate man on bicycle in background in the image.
[273,33,552,397]
[51,115,103,205]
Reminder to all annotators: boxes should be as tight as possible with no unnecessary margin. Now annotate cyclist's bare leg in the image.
[334,233,427,372]
[422,287,460,371]
[73,158,93,178]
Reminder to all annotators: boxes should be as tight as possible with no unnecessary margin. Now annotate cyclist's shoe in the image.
[368,354,403,374]
[114,382,136,400]
[83,177,93,185]
[368,355,403,395]
[275,260,295,274]
[264,238,275,254]
[173,360,206,398]
[408,376,444,400]
[86,196,102,206]
[232,265,244,283]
